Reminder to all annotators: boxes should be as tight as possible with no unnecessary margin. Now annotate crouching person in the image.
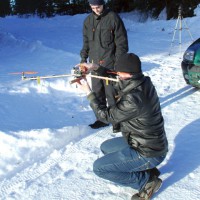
[77,53,168,200]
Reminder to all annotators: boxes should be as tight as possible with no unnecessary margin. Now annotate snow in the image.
[0,7,200,200]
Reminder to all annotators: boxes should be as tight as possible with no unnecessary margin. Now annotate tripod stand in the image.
[169,5,194,55]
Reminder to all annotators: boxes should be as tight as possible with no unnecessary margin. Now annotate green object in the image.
[194,48,200,66]
[188,70,200,87]
[182,38,200,88]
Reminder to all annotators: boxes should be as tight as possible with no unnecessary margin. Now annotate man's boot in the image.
[131,171,162,200]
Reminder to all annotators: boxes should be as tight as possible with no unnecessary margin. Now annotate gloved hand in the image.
[76,63,100,73]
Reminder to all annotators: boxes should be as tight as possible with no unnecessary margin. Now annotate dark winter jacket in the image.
[87,73,168,157]
[80,8,128,70]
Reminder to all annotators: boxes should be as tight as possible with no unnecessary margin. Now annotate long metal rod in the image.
[22,73,119,82]
[22,73,73,80]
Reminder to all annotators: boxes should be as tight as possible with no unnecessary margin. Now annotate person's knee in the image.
[93,159,100,173]
[93,159,104,177]
[100,139,113,154]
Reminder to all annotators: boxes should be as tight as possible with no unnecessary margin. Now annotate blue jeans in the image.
[93,137,166,191]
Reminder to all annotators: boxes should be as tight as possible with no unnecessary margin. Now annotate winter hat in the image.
[88,0,105,5]
[115,53,142,73]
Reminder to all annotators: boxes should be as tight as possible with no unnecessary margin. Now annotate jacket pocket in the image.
[101,28,114,47]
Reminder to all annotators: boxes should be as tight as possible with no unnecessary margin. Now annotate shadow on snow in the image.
[160,118,200,193]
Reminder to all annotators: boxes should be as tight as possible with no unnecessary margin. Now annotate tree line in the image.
[0,0,200,20]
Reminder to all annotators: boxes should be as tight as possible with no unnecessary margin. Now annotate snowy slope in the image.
[0,8,200,200]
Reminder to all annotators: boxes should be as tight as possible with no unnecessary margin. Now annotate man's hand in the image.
[76,63,99,73]
[76,78,92,95]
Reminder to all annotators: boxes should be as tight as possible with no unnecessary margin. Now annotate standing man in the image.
[77,53,168,200]
[80,0,128,132]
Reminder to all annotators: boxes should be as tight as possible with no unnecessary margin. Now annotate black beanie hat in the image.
[88,0,105,5]
[115,53,142,73]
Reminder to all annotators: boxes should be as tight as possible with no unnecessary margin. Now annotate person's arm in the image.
[113,13,129,59]
[77,63,107,75]
[77,79,140,124]
[88,92,140,124]
[80,21,89,63]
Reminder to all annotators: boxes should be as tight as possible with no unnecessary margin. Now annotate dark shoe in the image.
[147,167,160,177]
[131,175,162,200]
[89,120,109,129]
[112,123,120,133]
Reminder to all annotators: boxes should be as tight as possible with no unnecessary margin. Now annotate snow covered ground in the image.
[0,7,200,200]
